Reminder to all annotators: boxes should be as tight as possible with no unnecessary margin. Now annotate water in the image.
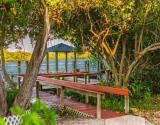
[5,59,99,75]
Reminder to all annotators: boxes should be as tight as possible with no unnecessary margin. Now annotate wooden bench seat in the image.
[36,76,129,119]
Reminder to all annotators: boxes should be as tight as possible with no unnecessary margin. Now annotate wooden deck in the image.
[32,90,125,119]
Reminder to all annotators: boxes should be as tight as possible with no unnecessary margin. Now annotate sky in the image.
[7,36,74,53]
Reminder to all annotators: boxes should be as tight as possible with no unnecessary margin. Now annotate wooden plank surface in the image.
[37,76,129,96]
[32,90,125,119]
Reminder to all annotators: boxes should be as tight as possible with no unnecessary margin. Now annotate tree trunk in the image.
[0,48,16,90]
[13,0,50,109]
[119,39,126,86]
[0,69,7,116]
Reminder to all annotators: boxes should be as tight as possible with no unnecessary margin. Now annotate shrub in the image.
[7,89,18,109]
[10,100,57,125]
[0,117,5,125]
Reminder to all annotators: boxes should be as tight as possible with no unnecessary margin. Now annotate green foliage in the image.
[0,117,5,125]
[0,0,44,48]
[23,112,45,125]
[10,100,57,125]
[98,80,115,87]
[128,81,151,100]
[89,95,124,112]
[7,89,18,109]
[65,90,85,102]
[0,0,28,47]
[10,106,25,116]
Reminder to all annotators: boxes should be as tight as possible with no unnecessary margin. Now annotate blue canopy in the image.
[47,43,74,52]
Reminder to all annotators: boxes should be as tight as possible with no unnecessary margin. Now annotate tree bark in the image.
[13,0,50,109]
[0,48,16,90]
[0,68,7,116]
[119,39,126,86]
[124,42,160,85]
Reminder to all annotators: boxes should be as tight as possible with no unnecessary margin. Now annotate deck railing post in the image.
[60,87,65,107]
[84,74,87,84]
[96,93,101,119]
[87,75,90,83]
[87,60,90,73]
[36,81,40,99]
[65,52,68,72]
[17,61,21,88]
[46,52,49,73]
[55,52,58,72]
[124,95,129,113]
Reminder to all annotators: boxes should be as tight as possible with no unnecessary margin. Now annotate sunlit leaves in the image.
[10,100,57,125]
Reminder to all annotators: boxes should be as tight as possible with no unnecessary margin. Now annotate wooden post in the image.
[46,52,49,73]
[85,94,89,103]
[85,74,89,103]
[36,81,40,99]
[74,51,77,71]
[125,96,129,113]
[73,52,77,81]
[17,61,21,88]
[84,61,87,72]
[65,52,68,72]
[55,52,58,72]
[84,74,87,84]
[60,87,65,107]
[87,75,90,83]
[97,94,101,119]
[84,60,89,73]
[87,60,90,72]
[75,76,78,82]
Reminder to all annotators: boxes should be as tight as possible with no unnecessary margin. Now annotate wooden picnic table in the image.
[18,72,102,84]
[36,76,129,119]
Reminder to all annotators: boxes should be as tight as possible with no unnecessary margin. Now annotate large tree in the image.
[13,0,50,109]
[51,0,160,86]
[0,0,51,115]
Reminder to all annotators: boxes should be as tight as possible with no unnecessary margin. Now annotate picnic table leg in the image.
[85,95,89,103]
[97,93,101,119]
[75,76,78,82]
[73,76,76,82]
[84,74,89,103]
[85,74,87,84]
[125,96,129,113]
[36,81,40,99]
[60,87,65,107]
[87,75,90,83]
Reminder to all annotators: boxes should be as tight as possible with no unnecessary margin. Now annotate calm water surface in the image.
[5,59,99,75]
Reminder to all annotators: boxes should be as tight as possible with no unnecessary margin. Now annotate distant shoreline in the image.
[2,50,90,62]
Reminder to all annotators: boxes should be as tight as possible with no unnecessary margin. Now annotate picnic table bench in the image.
[36,76,129,119]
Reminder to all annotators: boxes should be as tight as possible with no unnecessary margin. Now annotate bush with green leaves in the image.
[128,81,151,100]
[10,100,57,125]
[7,89,18,109]
[0,117,5,125]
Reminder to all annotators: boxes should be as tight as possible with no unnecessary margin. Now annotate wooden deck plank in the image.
[37,76,129,96]
[32,91,125,119]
